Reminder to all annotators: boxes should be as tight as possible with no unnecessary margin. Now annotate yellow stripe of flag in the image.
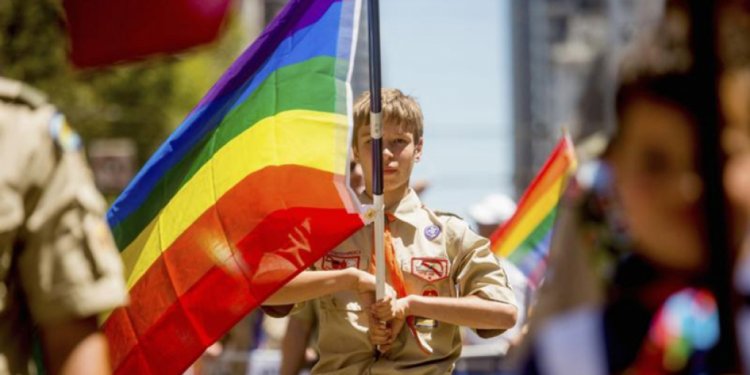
[121,110,349,289]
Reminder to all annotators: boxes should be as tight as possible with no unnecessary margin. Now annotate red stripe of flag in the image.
[105,165,362,372]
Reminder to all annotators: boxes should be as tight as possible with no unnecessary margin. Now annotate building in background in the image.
[510,0,662,193]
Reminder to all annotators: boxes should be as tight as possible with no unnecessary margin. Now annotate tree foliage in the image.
[0,0,247,165]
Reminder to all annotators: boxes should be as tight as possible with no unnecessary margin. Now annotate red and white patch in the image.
[322,253,361,270]
[421,286,439,297]
[411,257,449,282]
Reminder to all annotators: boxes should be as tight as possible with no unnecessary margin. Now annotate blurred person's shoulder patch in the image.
[48,113,82,152]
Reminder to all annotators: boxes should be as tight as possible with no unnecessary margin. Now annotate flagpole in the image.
[688,0,739,371]
[368,0,386,300]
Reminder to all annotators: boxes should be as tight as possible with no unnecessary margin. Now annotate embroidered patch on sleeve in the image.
[424,225,441,241]
[48,113,82,152]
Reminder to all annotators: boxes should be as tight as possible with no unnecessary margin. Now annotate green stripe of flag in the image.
[112,56,342,250]
[508,208,558,265]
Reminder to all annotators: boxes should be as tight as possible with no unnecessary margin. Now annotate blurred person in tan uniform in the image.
[279,302,318,375]
[265,89,517,374]
[0,77,127,375]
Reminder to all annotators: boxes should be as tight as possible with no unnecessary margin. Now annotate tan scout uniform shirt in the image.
[305,189,516,375]
[0,79,127,375]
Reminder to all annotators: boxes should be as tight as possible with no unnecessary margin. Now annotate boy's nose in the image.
[382,146,394,158]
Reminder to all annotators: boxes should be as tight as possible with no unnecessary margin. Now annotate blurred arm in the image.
[41,317,112,375]
[279,316,314,375]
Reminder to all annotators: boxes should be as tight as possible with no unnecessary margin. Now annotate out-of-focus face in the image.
[612,97,705,271]
[353,121,422,197]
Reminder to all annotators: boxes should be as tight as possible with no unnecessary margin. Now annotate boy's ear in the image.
[414,138,424,162]
[352,146,360,162]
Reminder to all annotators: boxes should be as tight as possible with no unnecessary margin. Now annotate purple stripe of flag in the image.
[195,0,340,109]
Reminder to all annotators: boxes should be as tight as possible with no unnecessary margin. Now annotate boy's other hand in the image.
[372,295,409,321]
[370,295,409,352]
[368,311,392,348]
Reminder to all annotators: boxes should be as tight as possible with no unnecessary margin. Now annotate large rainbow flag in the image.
[490,135,577,287]
[103,0,365,373]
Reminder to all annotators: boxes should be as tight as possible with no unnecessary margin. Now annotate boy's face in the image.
[353,121,423,196]
[612,97,705,271]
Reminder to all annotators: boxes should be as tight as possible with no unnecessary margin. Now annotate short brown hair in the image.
[352,88,424,149]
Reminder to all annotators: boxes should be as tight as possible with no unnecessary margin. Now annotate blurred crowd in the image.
[3,0,750,374]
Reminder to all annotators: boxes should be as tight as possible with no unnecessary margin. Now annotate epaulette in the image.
[48,112,82,152]
[0,77,48,109]
[432,210,463,220]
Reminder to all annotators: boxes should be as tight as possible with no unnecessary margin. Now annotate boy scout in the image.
[0,77,127,374]
[266,88,517,374]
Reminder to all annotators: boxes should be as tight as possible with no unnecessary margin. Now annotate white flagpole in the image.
[367,0,385,300]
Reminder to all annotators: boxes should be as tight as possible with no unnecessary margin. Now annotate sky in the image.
[379,0,514,220]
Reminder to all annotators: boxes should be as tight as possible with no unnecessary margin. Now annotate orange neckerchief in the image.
[369,213,433,355]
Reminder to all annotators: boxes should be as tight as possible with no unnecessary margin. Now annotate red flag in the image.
[63,0,232,68]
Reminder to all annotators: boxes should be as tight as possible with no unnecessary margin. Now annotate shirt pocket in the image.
[318,292,370,330]
[402,257,453,297]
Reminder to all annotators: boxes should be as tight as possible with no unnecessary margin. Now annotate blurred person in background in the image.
[185,310,264,375]
[717,1,750,368]
[469,194,518,243]
[0,77,127,375]
[722,70,750,375]
[279,301,318,375]
[465,194,529,356]
[518,2,750,373]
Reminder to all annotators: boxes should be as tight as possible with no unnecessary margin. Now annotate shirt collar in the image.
[358,189,422,224]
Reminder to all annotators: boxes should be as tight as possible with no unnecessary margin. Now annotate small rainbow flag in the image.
[490,135,577,287]
[102,0,365,373]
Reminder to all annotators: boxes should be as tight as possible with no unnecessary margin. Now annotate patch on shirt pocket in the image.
[321,252,361,270]
[411,257,449,282]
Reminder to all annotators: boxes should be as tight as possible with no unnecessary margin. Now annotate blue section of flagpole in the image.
[368,0,382,111]
[372,138,383,194]
[368,0,383,195]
